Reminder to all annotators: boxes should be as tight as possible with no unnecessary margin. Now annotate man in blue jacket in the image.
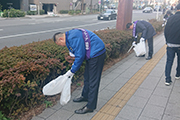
[126,20,156,60]
[164,3,180,86]
[53,28,106,114]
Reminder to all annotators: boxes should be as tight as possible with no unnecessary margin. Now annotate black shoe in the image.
[73,96,88,102]
[139,55,145,57]
[75,106,93,114]
[146,56,152,60]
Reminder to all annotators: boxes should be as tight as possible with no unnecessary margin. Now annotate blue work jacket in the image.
[65,29,106,73]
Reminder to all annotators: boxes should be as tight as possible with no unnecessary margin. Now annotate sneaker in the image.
[175,76,180,80]
[165,82,171,86]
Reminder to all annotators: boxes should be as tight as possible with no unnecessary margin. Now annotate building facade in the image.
[1,0,100,14]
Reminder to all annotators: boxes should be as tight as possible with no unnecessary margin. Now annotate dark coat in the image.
[164,11,180,44]
[134,20,156,41]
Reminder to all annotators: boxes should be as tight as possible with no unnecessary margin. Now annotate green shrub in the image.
[59,10,69,14]
[68,10,81,15]
[26,10,45,15]
[2,9,25,18]
[27,10,37,15]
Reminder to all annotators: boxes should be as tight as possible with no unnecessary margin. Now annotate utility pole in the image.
[81,0,84,14]
[116,0,133,30]
[90,0,92,13]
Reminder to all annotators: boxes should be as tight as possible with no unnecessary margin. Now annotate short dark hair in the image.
[126,23,132,29]
[176,3,180,10]
[166,10,172,14]
[53,32,62,42]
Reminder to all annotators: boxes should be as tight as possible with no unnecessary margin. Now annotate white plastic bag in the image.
[42,75,72,105]
[133,40,146,56]
[42,75,67,96]
[60,77,71,105]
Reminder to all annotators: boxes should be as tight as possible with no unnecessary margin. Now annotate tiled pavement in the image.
[32,33,180,120]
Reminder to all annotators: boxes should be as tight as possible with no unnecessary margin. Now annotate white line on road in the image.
[0,21,114,40]
[0,29,3,31]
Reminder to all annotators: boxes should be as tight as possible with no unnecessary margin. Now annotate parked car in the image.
[142,7,153,13]
[97,9,117,20]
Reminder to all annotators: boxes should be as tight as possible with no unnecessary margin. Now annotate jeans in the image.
[165,47,180,82]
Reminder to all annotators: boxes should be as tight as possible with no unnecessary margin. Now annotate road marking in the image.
[0,20,114,40]
[0,29,3,31]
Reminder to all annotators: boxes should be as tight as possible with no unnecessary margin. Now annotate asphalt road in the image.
[0,10,162,49]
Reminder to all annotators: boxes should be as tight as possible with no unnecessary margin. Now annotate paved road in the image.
[0,10,163,49]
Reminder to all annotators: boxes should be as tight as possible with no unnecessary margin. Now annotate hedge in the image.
[0,19,163,119]
[2,9,25,18]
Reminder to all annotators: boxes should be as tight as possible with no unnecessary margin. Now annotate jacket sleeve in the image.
[70,37,86,73]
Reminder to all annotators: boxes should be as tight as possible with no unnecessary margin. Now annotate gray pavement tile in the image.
[100,75,116,85]
[148,94,168,107]
[138,116,159,120]
[118,70,136,79]
[71,87,82,97]
[31,116,45,120]
[98,89,116,101]
[162,114,180,120]
[140,104,164,120]
[46,109,73,120]
[139,76,160,90]
[174,79,180,87]
[149,67,164,77]
[104,80,124,92]
[128,64,142,73]
[114,116,129,120]
[51,101,63,110]
[112,76,129,85]
[126,95,148,109]
[172,85,180,93]
[106,65,119,71]
[110,67,126,74]
[103,71,121,80]
[116,105,142,120]
[168,91,180,104]
[133,88,153,99]
[98,82,107,92]
[38,108,57,119]
[152,87,172,98]
[69,111,97,120]
[61,99,87,112]
[96,98,108,111]
[165,103,180,118]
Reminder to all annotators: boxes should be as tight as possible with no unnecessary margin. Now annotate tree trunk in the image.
[116,0,133,30]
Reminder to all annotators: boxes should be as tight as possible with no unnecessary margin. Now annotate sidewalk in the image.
[32,33,180,120]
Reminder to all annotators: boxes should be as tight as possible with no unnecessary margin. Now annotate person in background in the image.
[126,20,156,60]
[164,10,173,20]
[162,10,174,27]
[164,3,180,86]
[53,28,106,114]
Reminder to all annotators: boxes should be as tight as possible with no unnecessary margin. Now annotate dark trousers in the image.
[147,37,153,57]
[82,52,106,110]
[165,47,180,82]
